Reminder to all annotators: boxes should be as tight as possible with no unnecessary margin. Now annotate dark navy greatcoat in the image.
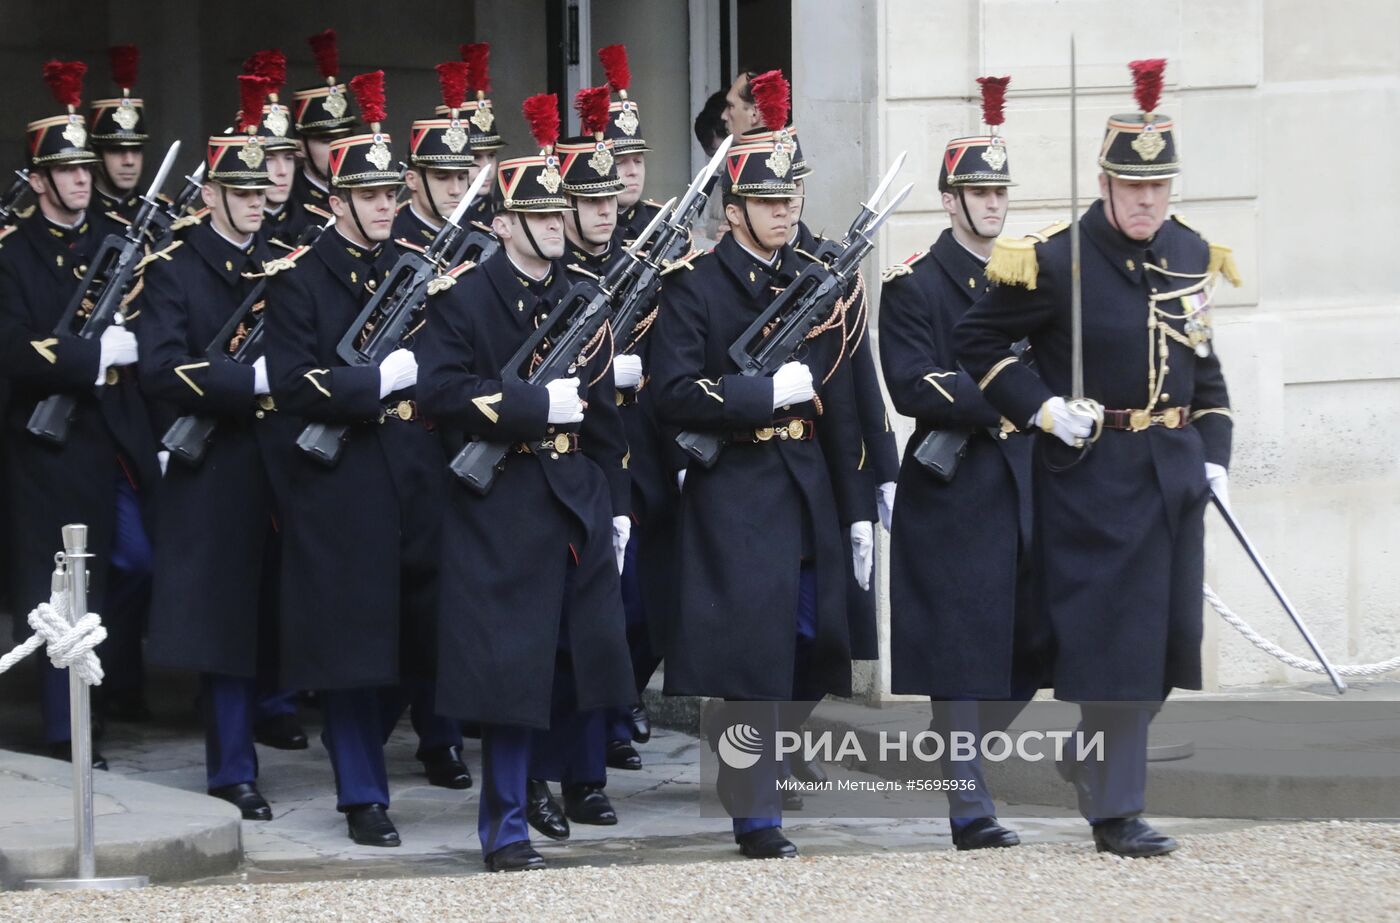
[649,233,871,701]
[955,202,1233,702]
[416,248,635,730]
[136,222,278,678]
[262,230,410,690]
[619,199,663,246]
[0,211,158,636]
[879,228,1045,698]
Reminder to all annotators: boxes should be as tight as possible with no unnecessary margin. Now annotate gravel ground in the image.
[3,821,1398,921]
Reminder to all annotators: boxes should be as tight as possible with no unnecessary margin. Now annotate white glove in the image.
[676,469,687,492]
[157,451,169,476]
[546,377,585,424]
[851,521,874,591]
[1206,462,1230,509]
[96,325,138,384]
[1033,396,1094,448]
[612,515,631,574]
[377,348,418,398]
[252,355,271,396]
[613,354,643,390]
[877,482,897,532]
[771,361,815,409]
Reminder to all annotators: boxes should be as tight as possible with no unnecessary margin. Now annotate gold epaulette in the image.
[394,237,427,254]
[660,247,703,276]
[105,210,131,226]
[0,224,18,248]
[133,239,183,271]
[305,203,333,222]
[985,221,1068,290]
[566,263,602,281]
[1172,214,1242,287]
[427,259,477,295]
[263,245,311,276]
[880,250,927,283]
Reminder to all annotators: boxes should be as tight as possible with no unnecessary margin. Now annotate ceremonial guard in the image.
[263,72,442,846]
[443,43,504,229]
[649,71,870,858]
[598,46,663,243]
[88,45,147,222]
[0,61,158,764]
[416,94,635,871]
[138,80,288,819]
[879,77,1048,849]
[394,61,475,248]
[242,50,310,249]
[289,30,356,237]
[955,60,1237,857]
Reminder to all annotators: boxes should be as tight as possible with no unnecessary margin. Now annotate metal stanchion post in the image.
[24,524,147,891]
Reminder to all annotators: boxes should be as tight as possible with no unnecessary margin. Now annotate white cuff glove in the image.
[96,325,138,384]
[771,360,815,409]
[851,521,874,591]
[546,377,585,424]
[252,355,271,396]
[1206,462,1230,510]
[378,348,418,399]
[1033,396,1094,448]
[612,515,631,574]
[676,469,687,492]
[613,354,643,390]
[877,481,897,532]
[157,450,169,477]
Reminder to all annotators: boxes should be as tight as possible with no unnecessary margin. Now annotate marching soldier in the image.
[648,71,871,858]
[449,43,505,229]
[955,59,1237,857]
[879,77,1048,849]
[88,45,147,223]
[598,46,663,244]
[0,61,158,765]
[241,50,310,250]
[394,61,475,248]
[138,82,289,819]
[415,93,635,872]
[262,71,431,846]
[289,30,356,238]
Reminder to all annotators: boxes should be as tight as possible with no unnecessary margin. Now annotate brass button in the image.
[1125,258,1135,271]
[998,430,1008,440]
[547,425,555,434]
[549,451,559,460]
[1159,393,1170,403]
[225,260,234,271]
[255,409,266,419]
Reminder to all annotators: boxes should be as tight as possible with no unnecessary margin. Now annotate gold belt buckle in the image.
[396,400,414,421]
[787,419,805,440]
[1129,409,1151,432]
[105,367,120,386]
[1161,407,1182,429]
[755,427,774,442]
[554,433,571,454]
[256,395,276,412]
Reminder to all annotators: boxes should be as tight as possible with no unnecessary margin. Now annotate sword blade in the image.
[625,196,677,258]
[1069,36,1084,401]
[867,150,907,211]
[1211,491,1347,694]
[446,165,491,230]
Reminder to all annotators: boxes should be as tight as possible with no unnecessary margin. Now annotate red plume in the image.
[42,60,86,109]
[575,85,612,136]
[749,70,790,132]
[308,29,339,80]
[976,76,1009,128]
[522,93,560,151]
[108,45,139,90]
[598,45,631,93]
[348,71,387,125]
[461,43,491,95]
[436,61,468,111]
[1129,58,1166,115]
[243,49,286,95]
[237,75,272,133]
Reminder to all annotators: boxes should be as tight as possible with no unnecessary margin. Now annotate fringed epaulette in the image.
[880,250,926,283]
[1208,242,1241,288]
[427,258,476,295]
[262,245,311,276]
[133,239,183,271]
[985,221,1068,290]
[660,247,703,276]
[0,224,18,248]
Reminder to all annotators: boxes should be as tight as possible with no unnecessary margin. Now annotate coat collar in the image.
[715,232,790,302]
[394,205,440,249]
[564,228,622,276]
[483,247,563,327]
[1081,198,1155,284]
[929,228,989,299]
[20,211,93,283]
[313,227,395,297]
[189,221,262,286]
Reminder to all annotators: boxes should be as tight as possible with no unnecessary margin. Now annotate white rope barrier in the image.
[0,589,105,684]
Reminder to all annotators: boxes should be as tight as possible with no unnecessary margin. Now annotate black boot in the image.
[952,817,1021,851]
[209,782,273,821]
[606,739,643,771]
[737,827,798,859]
[1092,817,1179,857]
[485,840,546,872]
[526,779,570,840]
[563,783,618,825]
[420,745,472,789]
[345,803,400,847]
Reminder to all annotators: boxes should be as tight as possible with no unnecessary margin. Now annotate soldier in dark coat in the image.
[88,46,148,225]
[137,120,288,821]
[0,64,158,765]
[286,30,358,247]
[241,51,312,252]
[415,94,635,872]
[955,60,1236,858]
[878,78,1049,850]
[598,45,665,245]
[445,42,505,231]
[648,71,871,859]
[262,75,431,848]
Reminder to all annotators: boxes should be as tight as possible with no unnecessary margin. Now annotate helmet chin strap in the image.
[346,191,374,248]
[43,167,81,215]
[418,168,444,224]
[517,211,550,263]
[740,198,763,253]
[956,187,998,240]
[220,185,253,238]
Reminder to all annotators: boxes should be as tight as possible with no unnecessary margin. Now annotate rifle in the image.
[26,140,182,446]
[447,205,673,496]
[296,169,490,466]
[674,180,913,468]
[0,169,32,227]
[148,162,206,247]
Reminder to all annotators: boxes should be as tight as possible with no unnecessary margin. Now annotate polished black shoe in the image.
[563,783,618,825]
[1092,817,1179,858]
[485,840,547,873]
[791,757,828,787]
[952,817,1021,851]
[345,803,400,847]
[526,779,570,840]
[606,739,643,771]
[254,713,309,750]
[209,782,272,821]
[420,745,473,789]
[737,827,798,859]
[629,703,652,743]
[47,742,108,771]
[782,789,805,811]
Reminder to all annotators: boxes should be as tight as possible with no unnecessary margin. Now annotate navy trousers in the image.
[1073,703,1155,823]
[320,687,390,810]
[606,532,662,744]
[930,675,1040,829]
[203,673,259,789]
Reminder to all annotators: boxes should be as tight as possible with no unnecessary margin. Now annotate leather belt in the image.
[615,388,639,407]
[516,432,582,456]
[1101,405,1190,432]
[728,418,816,444]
